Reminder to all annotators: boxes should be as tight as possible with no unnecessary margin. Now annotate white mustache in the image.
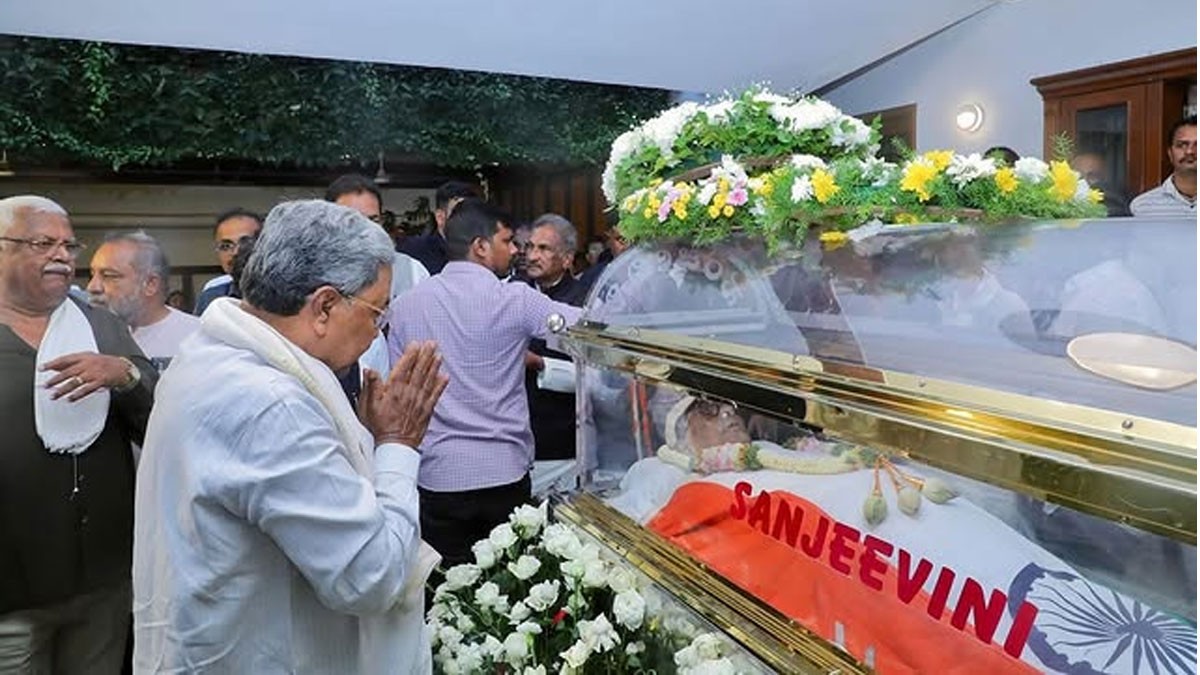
[43,263,73,275]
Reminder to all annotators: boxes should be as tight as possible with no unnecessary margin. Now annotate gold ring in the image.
[69,376,84,388]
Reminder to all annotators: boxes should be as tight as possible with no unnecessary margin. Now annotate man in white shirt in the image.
[1130,115,1197,217]
[133,200,448,673]
[86,230,199,370]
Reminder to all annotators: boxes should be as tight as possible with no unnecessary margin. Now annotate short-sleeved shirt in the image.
[1129,175,1196,217]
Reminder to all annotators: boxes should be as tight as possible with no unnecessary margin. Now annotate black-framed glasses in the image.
[341,293,389,329]
[0,236,87,256]
[215,235,256,253]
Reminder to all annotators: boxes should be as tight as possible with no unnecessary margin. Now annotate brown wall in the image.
[489,166,612,249]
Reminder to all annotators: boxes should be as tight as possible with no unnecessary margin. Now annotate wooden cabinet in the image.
[1032,48,1195,196]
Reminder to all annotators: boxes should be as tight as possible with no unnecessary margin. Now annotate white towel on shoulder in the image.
[34,299,110,455]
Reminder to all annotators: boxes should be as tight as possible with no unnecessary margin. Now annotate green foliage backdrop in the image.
[0,36,671,170]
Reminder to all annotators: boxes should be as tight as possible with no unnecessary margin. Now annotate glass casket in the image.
[553,217,1197,674]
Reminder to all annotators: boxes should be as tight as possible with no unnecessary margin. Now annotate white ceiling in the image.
[0,0,999,94]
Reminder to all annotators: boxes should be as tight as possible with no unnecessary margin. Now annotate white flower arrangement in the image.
[605,87,1105,251]
[428,501,763,674]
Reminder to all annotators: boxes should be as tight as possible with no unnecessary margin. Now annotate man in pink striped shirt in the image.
[386,198,582,567]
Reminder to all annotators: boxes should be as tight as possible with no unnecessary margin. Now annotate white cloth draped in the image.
[34,299,109,455]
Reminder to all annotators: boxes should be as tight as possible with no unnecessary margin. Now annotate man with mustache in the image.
[1131,115,1197,217]
[0,195,156,673]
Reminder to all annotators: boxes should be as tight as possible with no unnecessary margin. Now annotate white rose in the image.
[612,589,646,630]
[578,614,619,653]
[581,559,608,588]
[625,641,646,656]
[481,635,504,660]
[516,620,543,635]
[525,580,561,612]
[437,624,464,648]
[455,612,475,633]
[440,657,463,675]
[542,524,583,559]
[489,523,519,551]
[510,502,547,536]
[472,540,498,569]
[503,632,529,665]
[575,543,601,562]
[674,645,701,668]
[684,658,739,675]
[457,643,484,672]
[523,666,547,675]
[507,555,542,581]
[692,633,725,660]
[607,567,637,594]
[444,564,481,591]
[474,582,509,613]
[509,600,531,624]
[562,639,592,669]
[560,558,586,580]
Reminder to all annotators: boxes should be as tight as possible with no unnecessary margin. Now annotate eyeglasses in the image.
[341,293,389,329]
[215,235,256,253]
[0,236,87,256]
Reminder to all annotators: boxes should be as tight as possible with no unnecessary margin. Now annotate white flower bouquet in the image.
[428,502,757,674]
[606,88,1106,251]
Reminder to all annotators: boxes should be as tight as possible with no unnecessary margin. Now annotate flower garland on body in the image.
[427,501,758,674]
[605,89,1106,250]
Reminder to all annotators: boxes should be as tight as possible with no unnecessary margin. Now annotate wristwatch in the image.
[114,357,141,393]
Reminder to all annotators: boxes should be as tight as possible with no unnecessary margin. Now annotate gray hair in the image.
[531,213,578,253]
[241,200,394,315]
[102,230,170,299]
[0,195,68,237]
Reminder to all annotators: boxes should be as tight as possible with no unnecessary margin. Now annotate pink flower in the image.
[726,187,748,206]
[657,200,673,222]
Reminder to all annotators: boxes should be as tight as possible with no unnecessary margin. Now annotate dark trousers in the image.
[420,473,532,571]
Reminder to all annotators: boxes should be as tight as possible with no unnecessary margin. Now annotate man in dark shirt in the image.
[398,181,478,274]
[0,195,156,673]
[522,213,586,460]
[193,208,262,315]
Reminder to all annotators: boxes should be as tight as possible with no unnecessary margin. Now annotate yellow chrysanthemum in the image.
[707,205,721,219]
[643,208,654,218]
[994,168,1018,194]
[674,208,689,220]
[722,204,735,217]
[923,150,953,172]
[811,169,841,204]
[752,178,774,197]
[713,192,727,209]
[895,212,921,225]
[1048,160,1078,202]
[819,231,849,250]
[900,161,938,202]
[1088,188,1104,204]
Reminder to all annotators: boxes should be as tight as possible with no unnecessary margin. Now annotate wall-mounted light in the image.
[955,103,985,133]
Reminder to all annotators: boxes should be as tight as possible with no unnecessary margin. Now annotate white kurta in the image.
[133,327,429,674]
